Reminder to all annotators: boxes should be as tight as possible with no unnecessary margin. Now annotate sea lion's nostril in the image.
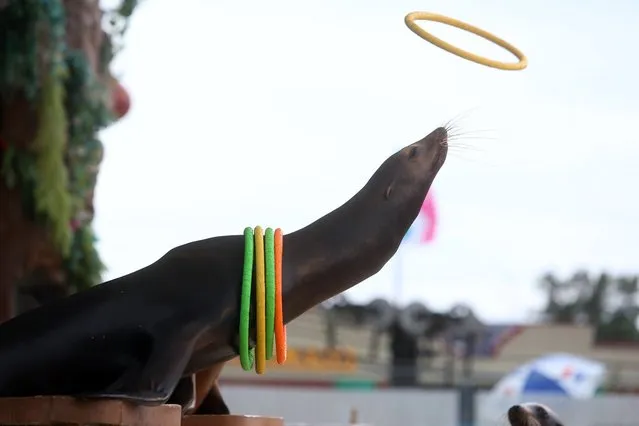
[507,405,525,424]
[408,146,418,159]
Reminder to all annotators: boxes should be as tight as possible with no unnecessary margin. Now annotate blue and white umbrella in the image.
[490,352,607,399]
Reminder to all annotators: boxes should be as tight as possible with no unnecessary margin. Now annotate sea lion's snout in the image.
[405,126,448,171]
[381,126,449,204]
[508,405,535,426]
[507,403,563,426]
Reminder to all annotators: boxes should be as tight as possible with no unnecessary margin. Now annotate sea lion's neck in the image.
[281,184,408,324]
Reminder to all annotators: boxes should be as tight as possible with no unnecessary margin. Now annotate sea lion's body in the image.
[0,127,448,413]
[0,237,245,402]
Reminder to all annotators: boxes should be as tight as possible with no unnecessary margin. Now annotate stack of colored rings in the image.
[239,226,287,374]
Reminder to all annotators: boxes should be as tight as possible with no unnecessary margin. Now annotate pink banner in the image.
[402,191,438,244]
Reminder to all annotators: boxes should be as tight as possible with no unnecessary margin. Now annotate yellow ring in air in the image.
[404,12,528,71]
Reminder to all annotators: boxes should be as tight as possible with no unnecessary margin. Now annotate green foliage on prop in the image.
[63,51,115,290]
[0,0,62,99]
[1,0,71,254]
[64,224,104,293]
[0,0,139,292]
[32,72,72,255]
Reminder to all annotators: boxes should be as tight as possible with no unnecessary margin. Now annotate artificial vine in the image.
[1,0,71,254]
[0,0,139,292]
[62,50,114,290]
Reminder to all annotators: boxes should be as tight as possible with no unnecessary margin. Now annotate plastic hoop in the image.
[239,226,288,375]
[404,12,528,71]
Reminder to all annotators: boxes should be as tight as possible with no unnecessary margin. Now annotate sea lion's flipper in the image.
[168,375,197,413]
[194,382,230,415]
[77,330,197,405]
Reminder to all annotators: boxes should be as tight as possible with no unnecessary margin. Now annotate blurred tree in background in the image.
[539,271,639,342]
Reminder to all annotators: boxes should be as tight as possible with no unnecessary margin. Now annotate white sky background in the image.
[94,0,639,323]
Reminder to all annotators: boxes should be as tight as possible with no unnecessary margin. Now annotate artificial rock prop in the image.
[0,0,134,321]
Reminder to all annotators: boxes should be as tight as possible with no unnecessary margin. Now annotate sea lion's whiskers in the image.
[497,412,511,426]
[446,151,485,164]
[447,129,498,141]
[449,127,494,133]
[447,143,489,154]
[445,144,485,162]
[443,112,499,159]
[445,123,500,160]
[446,144,483,153]
[445,133,502,165]
[447,137,497,145]
[447,134,496,147]
[444,118,486,138]
[446,136,491,152]
[443,106,481,131]
[448,129,497,138]
[447,140,494,150]
[443,141,486,162]
[526,418,541,426]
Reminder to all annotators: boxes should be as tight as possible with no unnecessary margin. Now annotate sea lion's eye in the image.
[384,186,393,199]
[535,406,549,420]
[408,146,418,159]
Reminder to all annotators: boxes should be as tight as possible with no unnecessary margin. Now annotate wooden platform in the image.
[0,396,181,426]
[182,415,284,426]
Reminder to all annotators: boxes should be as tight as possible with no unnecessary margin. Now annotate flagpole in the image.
[393,190,436,306]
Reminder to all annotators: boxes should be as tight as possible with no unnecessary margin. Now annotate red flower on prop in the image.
[112,80,131,119]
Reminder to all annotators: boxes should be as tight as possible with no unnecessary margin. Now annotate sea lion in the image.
[0,126,448,412]
[508,403,565,426]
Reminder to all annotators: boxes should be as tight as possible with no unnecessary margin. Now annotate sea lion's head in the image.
[508,403,565,426]
[280,126,447,322]
[373,126,447,238]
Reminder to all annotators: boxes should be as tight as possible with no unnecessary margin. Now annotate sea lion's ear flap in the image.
[408,146,418,159]
[384,185,393,200]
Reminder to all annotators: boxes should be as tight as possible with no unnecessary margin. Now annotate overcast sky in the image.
[94,0,638,323]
